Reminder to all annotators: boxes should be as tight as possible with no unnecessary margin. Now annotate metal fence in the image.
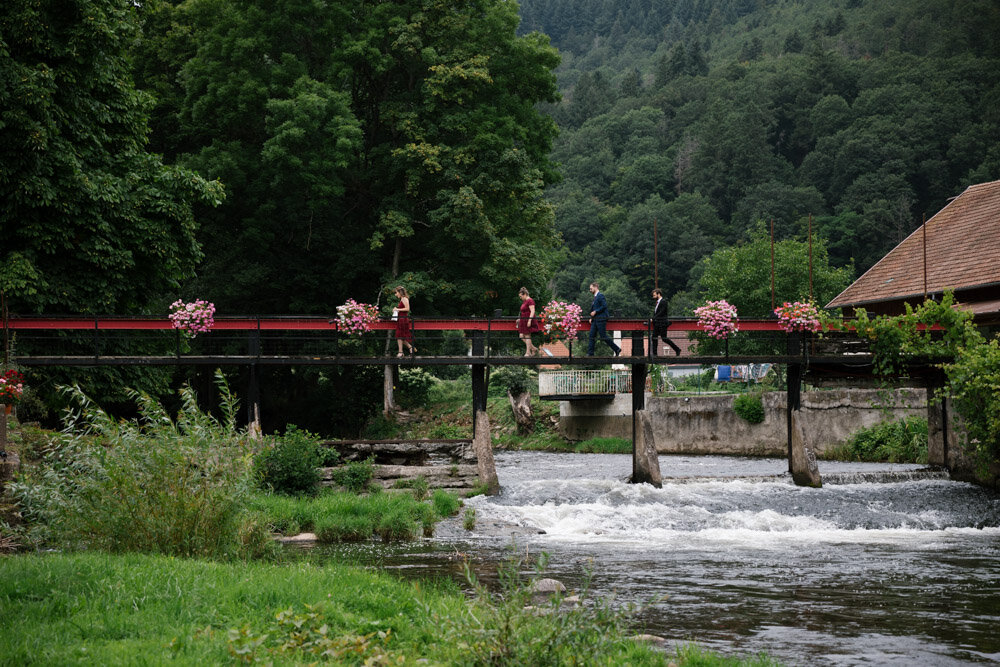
[538,369,633,396]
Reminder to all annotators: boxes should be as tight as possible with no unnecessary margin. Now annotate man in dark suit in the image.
[587,282,621,356]
[652,288,681,356]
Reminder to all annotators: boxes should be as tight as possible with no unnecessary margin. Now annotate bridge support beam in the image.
[470,331,499,495]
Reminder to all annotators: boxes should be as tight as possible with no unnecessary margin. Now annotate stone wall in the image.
[560,388,927,456]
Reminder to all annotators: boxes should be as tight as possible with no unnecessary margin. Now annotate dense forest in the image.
[519,0,1000,315]
[2,0,999,433]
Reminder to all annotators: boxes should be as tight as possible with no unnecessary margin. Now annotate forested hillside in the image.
[519,0,1000,315]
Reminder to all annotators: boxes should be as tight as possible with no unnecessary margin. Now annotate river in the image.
[308,452,1000,666]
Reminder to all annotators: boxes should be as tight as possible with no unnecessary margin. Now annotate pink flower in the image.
[541,301,583,341]
[170,299,216,338]
[695,300,739,339]
[775,301,822,333]
[336,299,378,335]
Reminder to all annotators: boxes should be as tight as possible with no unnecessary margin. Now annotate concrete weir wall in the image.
[560,388,927,456]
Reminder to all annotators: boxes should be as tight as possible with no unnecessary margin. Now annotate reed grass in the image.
[8,376,272,559]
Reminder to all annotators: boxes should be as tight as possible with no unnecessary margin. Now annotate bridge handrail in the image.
[5,315,841,333]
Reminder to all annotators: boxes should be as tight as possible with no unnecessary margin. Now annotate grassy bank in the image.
[249,487,462,541]
[0,552,779,666]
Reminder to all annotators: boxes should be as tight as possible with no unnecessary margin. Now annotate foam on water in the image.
[467,460,1000,554]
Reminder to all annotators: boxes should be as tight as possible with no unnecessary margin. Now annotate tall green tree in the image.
[0,0,223,314]
[163,0,561,316]
[679,222,853,318]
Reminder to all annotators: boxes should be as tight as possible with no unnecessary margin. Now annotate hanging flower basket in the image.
[336,299,379,336]
[694,300,739,339]
[540,300,583,342]
[774,301,823,333]
[169,299,216,338]
[0,369,25,408]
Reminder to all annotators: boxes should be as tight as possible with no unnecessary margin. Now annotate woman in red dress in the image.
[517,287,541,356]
[393,286,416,356]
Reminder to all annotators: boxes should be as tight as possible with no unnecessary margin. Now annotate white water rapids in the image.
[314,452,1000,665]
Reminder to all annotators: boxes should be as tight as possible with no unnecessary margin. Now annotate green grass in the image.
[572,437,633,453]
[248,487,460,541]
[0,552,779,666]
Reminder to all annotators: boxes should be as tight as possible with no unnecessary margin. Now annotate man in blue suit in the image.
[587,282,621,356]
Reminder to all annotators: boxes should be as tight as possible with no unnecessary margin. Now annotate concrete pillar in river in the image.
[789,411,822,487]
[632,409,662,487]
[469,330,500,495]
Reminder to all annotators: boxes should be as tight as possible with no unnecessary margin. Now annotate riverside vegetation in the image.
[0,373,778,666]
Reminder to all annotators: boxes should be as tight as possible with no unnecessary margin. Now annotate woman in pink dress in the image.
[393,286,416,356]
[517,287,541,356]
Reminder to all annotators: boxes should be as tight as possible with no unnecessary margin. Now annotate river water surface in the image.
[312,452,1000,666]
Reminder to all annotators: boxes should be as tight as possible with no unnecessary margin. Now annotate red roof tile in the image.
[827,180,1000,308]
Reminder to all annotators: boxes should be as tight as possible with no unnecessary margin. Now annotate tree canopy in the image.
[0,0,223,314]
[136,0,562,317]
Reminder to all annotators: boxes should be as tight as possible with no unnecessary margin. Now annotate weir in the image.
[4,315,954,492]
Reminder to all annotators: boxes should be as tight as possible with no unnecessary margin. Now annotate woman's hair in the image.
[518,287,529,296]
[394,286,409,298]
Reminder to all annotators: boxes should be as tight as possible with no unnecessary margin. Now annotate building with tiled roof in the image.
[826,180,1000,325]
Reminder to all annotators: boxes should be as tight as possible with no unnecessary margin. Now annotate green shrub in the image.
[490,366,535,396]
[733,393,766,424]
[318,446,341,467]
[463,507,476,530]
[409,475,429,501]
[254,425,323,496]
[397,368,437,407]
[330,457,376,494]
[944,337,1000,465]
[432,490,461,517]
[9,373,272,559]
[465,482,491,498]
[834,416,929,463]
[361,413,398,440]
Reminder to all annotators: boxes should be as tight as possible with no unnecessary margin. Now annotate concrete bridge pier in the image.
[469,331,499,495]
[787,351,821,487]
[630,332,661,487]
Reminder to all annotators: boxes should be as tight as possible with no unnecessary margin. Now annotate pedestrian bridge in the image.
[3,314,954,492]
